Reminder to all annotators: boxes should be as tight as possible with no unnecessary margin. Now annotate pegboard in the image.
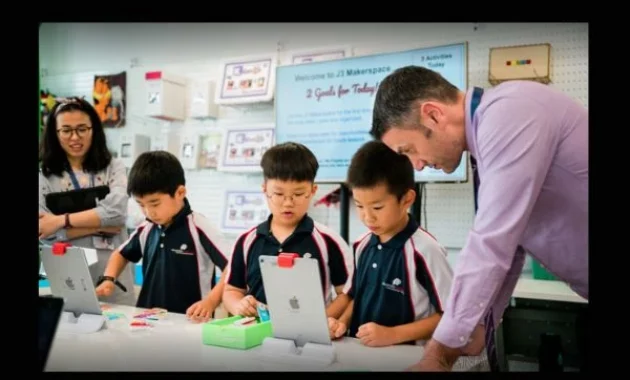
[40,22,588,248]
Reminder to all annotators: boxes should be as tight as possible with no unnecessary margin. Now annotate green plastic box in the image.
[202,316,273,350]
[532,260,557,281]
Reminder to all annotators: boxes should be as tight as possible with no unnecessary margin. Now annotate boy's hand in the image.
[234,295,259,317]
[95,280,115,297]
[356,322,395,347]
[328,317,347,340]
[186,299,216,323]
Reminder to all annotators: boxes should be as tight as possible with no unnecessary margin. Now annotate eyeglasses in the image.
[266,192,312,205]
[57,126,92,139]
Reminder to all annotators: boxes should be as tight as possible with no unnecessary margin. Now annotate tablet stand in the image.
[58,311,107,334]
[259,336,336,366]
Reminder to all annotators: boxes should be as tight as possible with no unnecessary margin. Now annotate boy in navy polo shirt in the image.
[222,142,354,318]
[328,140,454,347]
[96,151,230,321]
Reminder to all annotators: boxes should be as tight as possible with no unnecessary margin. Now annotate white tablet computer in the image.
[259,253,332,348]
[40,242,106,333]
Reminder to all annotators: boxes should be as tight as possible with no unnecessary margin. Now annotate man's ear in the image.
[420,100,447,132]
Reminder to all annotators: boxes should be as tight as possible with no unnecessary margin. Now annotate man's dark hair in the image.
[347,140,414,200]
[127,150,186,197]
[260,142,319,182]
[39,97,112,177]
[371,66,460,140]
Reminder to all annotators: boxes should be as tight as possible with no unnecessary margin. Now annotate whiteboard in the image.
[275,42,468,183]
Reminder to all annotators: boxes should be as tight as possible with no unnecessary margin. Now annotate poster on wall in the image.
[215,53,277,105]
[286,45,353,65]
[93,71,126,128]
[217,124,275,173]
[221,191,269,234]
[199,130,223,169]
[40,90,58,128]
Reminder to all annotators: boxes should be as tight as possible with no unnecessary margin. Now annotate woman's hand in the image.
[39,212,64,239]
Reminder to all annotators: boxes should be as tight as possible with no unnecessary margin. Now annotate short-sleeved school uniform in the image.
[119,198,230,314]
[225,214,353,305]
[345,215,453,345]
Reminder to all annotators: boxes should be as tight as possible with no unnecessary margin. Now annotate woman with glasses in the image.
[38,97,135,306]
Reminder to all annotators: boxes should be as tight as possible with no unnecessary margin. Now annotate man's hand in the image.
[406,337,466,372]
[186,299,217,323]
[406,355,451,372]
[233,295,259,317]
[39,212,64,238]
[328,317,347,340]
[356,322,396,347]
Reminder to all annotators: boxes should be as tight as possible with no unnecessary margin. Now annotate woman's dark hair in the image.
[39,97,112,177]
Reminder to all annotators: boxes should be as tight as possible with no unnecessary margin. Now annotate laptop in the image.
[45,185,110,215]
[38,296,64,371]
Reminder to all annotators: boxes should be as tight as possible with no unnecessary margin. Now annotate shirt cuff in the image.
[432,312,476,349]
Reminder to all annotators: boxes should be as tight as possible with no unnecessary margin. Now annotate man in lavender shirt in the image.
[370,66,588,371]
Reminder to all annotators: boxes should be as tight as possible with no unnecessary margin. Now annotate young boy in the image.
[327,140,454,347]
[222,142,354,318]
[95,151,230,322]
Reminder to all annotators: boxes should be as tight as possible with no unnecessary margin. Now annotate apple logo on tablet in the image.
[289,296,300,310]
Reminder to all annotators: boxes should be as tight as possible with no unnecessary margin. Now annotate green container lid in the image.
[532,260,557,281]
[202,315,273,350]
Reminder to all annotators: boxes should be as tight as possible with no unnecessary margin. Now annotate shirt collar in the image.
[464,87,478,160]
[147,197,192,231]
[368,214,418,249]
[257,213,314,237]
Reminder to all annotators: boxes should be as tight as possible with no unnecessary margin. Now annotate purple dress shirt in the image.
[432,81,588,349]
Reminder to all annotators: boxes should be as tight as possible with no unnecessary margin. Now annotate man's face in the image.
[381,119,466,174]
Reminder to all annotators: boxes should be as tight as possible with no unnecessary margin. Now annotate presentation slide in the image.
[275,43,468,183]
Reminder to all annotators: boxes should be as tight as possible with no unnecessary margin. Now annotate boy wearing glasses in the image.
[222,142,354,318]
[327,141,453,347]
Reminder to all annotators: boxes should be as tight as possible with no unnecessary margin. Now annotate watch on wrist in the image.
[64,213,72,228]
[97,275,128,292]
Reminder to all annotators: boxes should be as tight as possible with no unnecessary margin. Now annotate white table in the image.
[44,302,487,372]
[513,277,587,304]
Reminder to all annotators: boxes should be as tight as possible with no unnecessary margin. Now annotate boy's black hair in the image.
[347,140,414,200]
[127,150,186,197]
[260,142,319,182]
[39,97,112,177]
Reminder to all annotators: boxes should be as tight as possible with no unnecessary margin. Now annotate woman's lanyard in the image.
[67,168,95,190]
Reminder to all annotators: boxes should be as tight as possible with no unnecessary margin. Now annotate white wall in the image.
[39,22,588,268]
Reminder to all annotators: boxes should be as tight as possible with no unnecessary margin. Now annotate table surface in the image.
[43,300,487,372]
[513,277,587,304]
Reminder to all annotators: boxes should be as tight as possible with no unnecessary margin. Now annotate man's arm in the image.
[429,98,557,362]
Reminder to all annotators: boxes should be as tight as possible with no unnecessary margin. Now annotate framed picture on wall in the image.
[220,190,270,234]
[214,53,277,105]
[217,124,275,173]
[284,45,353,66]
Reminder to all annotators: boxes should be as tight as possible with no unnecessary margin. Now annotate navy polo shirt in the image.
[119,198,229,314]
[346,215,453,345]
[225,214,353,305]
